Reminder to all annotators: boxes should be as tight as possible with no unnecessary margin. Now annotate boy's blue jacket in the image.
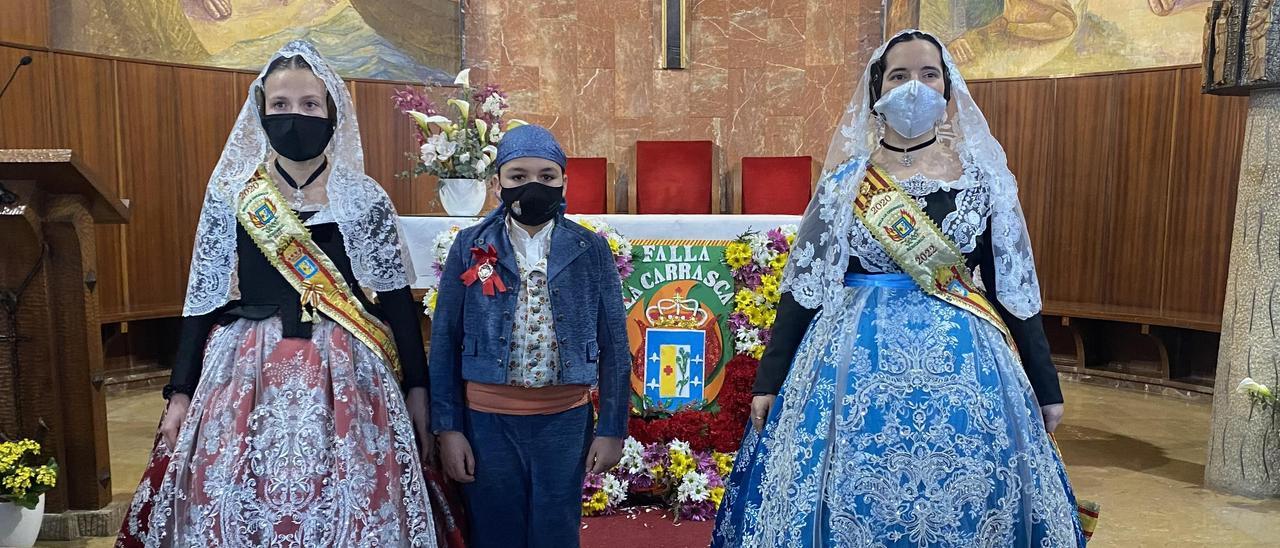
[428,206,632,438]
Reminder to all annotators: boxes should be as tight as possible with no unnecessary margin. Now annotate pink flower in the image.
[392,87,439,116]
[734,263,764,289]
[766,228,790,253]
[615,255,634,279]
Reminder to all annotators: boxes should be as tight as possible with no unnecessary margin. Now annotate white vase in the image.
[0,494,44,548]
[438,178,487,217]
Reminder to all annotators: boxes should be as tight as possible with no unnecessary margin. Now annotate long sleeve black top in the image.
[164,211,427,398]
[752,186,1063,406]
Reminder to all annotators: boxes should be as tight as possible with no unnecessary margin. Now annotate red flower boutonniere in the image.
[460,244,507,296]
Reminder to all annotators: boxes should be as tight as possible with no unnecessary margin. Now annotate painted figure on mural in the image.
[947,0,1078,64]
[1149,0,1214,16]
[1248,0,1275,82]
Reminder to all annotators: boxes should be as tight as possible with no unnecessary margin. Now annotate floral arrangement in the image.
[420,220,480,319]
[421,217,634,318]
[0,439,57,510]
[1237,377,1277,410]
[724,226,797,359]
[582,437,734,521]
[573,217,636,280]
[394,69,525,182]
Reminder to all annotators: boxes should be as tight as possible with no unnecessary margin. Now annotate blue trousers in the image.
[462,404,593,548]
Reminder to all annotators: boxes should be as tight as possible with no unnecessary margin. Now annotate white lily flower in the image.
[427,132,457,161]
[453,68,471,87]
[1237,377,1273,398]
[419,142,438,165]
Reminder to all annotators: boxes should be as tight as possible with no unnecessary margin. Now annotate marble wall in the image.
[465,0,886,205]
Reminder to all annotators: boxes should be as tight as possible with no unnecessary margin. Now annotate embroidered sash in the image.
[235,165,401,379]
[853,165,1016,349]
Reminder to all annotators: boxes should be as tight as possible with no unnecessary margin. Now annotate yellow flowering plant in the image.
[726,225,797,359]
[0,439,57,510]
[582,436,736,521]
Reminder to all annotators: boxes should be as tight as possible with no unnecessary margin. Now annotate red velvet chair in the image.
[632,140,718,214]
[737,156,815,215]
[564,157,610,214]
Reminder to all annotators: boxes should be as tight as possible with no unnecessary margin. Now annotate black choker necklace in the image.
[275,158,328,206]
[880,136,938,167]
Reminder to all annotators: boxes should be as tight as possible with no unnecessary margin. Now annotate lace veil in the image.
[182,40,409,316]
[781,29,1042,319]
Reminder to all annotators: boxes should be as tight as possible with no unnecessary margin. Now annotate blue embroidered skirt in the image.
[713,273,1085,547]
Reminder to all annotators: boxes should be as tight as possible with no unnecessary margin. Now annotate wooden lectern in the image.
[0,149,128,512]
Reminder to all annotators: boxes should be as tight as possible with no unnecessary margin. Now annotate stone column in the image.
[1205,0,1280,499]
[1207,88,1280,498]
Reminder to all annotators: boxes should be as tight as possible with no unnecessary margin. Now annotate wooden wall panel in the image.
[0,46,56,149]
[1102,69,1178,312]
[1162,67,1247,329]
[0,0,49,48]
[967,79,1056,253]
[115,61,184,318]
[1041,75,1117,309]
[52,54,127,319]
[174,68,241,281]
[353,80,420,213]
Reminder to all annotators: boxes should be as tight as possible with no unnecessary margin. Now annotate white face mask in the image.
[874,79,947,140]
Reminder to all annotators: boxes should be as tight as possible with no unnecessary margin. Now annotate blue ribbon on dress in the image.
[843,272,916,289]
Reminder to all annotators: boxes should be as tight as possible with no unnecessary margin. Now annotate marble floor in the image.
[38,381,1280,547]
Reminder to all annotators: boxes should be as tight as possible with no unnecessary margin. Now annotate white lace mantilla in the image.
[782,29,1042,319]
[183,41,409,316]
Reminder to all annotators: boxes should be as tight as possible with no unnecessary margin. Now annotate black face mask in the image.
[262,113,335,161]
[501,183,564,226]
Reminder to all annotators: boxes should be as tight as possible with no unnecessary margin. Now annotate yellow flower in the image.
[608,237,620,255]
[725,243,752,269]
[710,486,726,507]
[35,466,56,487]
[768,253,788,273]
[426,291,438,312]
[668,450,697,479]
[582,490,609,515]
[734,290,757,312]
[714,453,735,477]
[760,274,781,304]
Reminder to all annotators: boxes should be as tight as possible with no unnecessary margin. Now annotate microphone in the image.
[0,55,33,103]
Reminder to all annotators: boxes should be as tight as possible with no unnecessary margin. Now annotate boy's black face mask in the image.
[501,183,564,226]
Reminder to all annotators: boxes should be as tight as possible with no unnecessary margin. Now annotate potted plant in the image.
[0,439,57,547]
[393,69,525,216]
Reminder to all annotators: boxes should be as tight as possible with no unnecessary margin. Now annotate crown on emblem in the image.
[646,290,710,329]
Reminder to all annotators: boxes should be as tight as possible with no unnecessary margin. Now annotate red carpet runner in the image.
[581,506,715,547]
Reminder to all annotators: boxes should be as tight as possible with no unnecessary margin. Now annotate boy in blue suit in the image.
[429,125,630,548]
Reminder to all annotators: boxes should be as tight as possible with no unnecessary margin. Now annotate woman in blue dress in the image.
[712,30,1085,547]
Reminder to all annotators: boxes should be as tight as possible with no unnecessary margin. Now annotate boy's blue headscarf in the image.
[496,124,567,170]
